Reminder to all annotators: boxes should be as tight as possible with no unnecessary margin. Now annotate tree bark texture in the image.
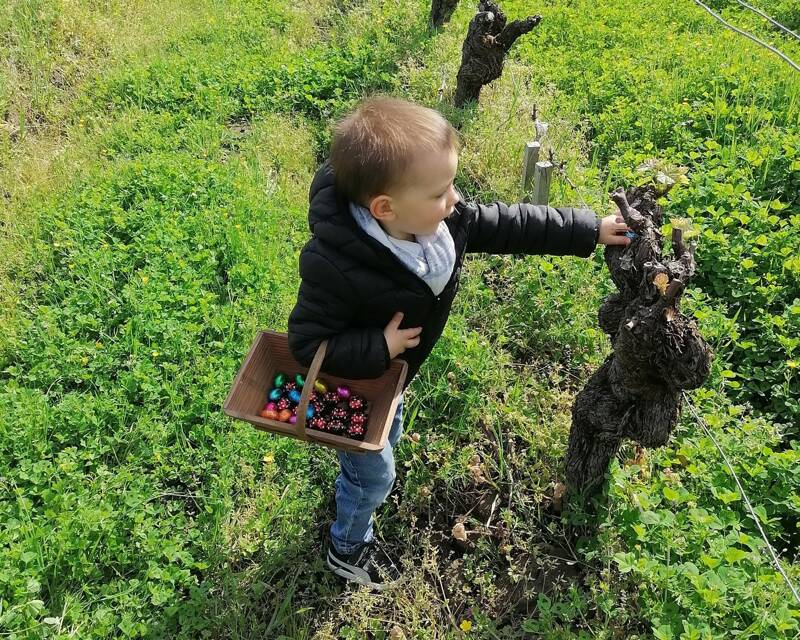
[454,1,541,108]
[430,0,460,29]
[565,186,714,494]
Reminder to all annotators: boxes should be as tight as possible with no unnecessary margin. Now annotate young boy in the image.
[288,96,630,589]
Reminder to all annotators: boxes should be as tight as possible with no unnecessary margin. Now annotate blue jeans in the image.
[330,396,404,554]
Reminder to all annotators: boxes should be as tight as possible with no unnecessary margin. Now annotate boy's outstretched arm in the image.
[461,199,600,257]
[288,249,390,379]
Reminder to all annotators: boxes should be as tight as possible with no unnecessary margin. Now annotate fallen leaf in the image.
[389,626,406,640]
[553,481,567,511]
[469,464,486,483]
[452,522,468,542]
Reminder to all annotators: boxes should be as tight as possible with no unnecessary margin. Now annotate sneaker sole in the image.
[326,550,391,591]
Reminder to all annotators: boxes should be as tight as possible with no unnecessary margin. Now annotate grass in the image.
[1,0,799,637]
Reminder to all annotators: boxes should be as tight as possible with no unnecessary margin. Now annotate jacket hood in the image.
[307,159,393,270]
[307,159,343,235]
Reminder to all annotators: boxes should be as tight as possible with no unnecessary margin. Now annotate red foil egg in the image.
[328,419,346,434]
[311,401,326,416]
[350,412,367,428]
[348,395,367,411]
[347,424,366,439]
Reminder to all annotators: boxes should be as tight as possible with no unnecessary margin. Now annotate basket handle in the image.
[294,339,328,437]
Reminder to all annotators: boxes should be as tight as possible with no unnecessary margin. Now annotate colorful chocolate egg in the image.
[348,395,367,411]
[260,409,279,420]
[295,374,305,387]
[273,373,286,388]
[269,388,283,402]
[314,380,328,393]
[336,385,351,399]
[278,409,293,422]
[350,412,367,428]
[347,424,366,439]
[328,419,346,434]
[287,409,310,426]
[288,389,302,404]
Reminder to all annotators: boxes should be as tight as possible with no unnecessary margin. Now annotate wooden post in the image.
[532,161,553,205]
[522,141,540,194]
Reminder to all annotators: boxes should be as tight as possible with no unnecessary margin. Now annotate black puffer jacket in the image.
[288,160,599,389]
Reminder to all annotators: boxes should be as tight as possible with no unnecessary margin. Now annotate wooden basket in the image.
[223,330,407,453]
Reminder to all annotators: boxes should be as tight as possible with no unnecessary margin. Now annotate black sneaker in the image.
[326,540,400,590]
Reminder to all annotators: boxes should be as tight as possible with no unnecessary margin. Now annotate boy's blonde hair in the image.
[330,95,459,206]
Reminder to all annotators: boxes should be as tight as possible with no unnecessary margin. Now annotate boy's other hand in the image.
[598,212,631,246]
[384,311,422,359]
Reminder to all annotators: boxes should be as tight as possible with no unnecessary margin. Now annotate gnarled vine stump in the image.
[454,1,541,107]
[565,185,714,494]
[430,0,460,29]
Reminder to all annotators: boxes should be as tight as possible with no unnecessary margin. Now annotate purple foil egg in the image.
[336,385,351,399]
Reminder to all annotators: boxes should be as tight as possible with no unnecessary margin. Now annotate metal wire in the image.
[734,0,800,42]
[690,0,800,72]
[683,392,800,607]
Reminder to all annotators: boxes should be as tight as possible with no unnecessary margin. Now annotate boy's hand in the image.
[598,212,631,246]
[383,312,422,359]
